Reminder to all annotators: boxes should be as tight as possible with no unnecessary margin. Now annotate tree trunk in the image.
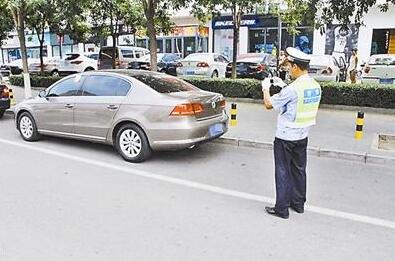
[144,0,157,71]
[112,34,117,69]
[231,4,241,79]
[11,3,31,98]
[39,40,44,74]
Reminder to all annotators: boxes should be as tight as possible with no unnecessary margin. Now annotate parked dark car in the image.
[129,53,181,76]
[226,53,277,80]
[0,83,10,118]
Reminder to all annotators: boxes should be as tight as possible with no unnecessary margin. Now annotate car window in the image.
[47,75,85,97]
[133,74,199,93]
[134,50,145,59]
[85,53,98,60]
[65,54,80,60]
[120,49,134,58]
[82,75,131,96]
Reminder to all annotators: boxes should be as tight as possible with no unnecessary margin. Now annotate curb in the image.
[225,97,395,115]
[214,137,395,166]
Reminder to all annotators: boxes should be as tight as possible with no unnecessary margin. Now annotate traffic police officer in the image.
[261,47,322,219]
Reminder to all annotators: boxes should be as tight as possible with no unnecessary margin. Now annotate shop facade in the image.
[312,4,395,64]
[0,31,77,64]
[211,14,314,60]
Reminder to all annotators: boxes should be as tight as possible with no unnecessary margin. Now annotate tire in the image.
[17,112,40,141]
[51,70,59,77]
[0,109,4,119]
[211,70,218,78]
[84,67,94,72]
[115,123,152,163]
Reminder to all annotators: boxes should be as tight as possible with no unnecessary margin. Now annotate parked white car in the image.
[58,53,98,75]
[176,53,229,78]
[361,54,395,84]
[29,57,61,76]
[308,55,347,82]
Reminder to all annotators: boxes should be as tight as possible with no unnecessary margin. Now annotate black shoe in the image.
[290,205,304,214]
[265,206,289,219]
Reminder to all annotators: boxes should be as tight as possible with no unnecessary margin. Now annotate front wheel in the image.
[211,70,218,78]
[18,112,40,141]
[115,124,152,163]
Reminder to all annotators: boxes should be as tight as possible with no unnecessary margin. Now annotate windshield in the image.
[183,54,211,62]
[133,74,199,93]
[368,56,395,65]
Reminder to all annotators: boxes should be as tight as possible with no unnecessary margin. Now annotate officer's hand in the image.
[261,78,271,91]
[271,77,287,88]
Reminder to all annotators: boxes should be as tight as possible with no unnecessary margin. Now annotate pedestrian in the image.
[261,47,322,219]
[349,48,358,84]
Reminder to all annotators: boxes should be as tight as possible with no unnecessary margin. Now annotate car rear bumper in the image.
[149,112,229,150]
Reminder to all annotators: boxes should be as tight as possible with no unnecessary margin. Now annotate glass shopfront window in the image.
[249,27,313,54]
[214,29,233,60]
[183,37,196,57]
[165,39,172,53]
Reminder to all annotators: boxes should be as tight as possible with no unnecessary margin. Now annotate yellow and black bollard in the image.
[230,103,237,126]
[355,111,364,140]
[9,88,16,106]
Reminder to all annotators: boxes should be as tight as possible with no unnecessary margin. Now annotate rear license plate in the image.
[209,123,224,137]
[186,70,195,75]
[379,78,394,84]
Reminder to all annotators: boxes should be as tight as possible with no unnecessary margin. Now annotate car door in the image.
[34,75,84,134]
[73,74,132,140]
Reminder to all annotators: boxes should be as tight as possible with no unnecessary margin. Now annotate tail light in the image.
[115,58,120,67]
[0,85,9,99]
[321,67,333,75]
[176,62,183,67]
[170,103,204,116]
[34,64,48,68]
[219,100,226,109]
[70,60,83,64]
[364,66,371,74]
[256,64,266,72]
[197,62,209,68]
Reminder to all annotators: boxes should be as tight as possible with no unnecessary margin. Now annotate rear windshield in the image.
[184,54,211,62]
[133,74,199,93]
[368,56,395,65]
[100,48,118,60]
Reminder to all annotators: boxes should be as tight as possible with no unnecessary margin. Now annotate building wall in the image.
[312,5,395,63]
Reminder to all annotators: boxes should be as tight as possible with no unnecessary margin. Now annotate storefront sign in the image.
[212,15,273,29]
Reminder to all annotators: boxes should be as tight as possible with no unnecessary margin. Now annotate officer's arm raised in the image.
[263,89,273,110]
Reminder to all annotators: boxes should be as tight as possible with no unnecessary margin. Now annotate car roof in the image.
[369,54,395,58]
[86,69,165,78]
[101,46,149,51]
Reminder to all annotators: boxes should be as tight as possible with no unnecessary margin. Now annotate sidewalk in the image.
[222,101,395,164]
[7,85,395,164]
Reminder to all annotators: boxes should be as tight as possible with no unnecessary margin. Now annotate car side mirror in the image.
[38,90,47,98]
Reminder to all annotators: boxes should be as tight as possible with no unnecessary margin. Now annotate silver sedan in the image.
[14,70,228,162]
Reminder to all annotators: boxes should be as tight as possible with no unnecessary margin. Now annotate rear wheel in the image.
[84,67,94,72]
[18,112,40,141]
[211,70,218,78]
[115,123,152,163]
[51,70,59,77]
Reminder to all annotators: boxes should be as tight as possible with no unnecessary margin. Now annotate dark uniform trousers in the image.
[273,137,308,216]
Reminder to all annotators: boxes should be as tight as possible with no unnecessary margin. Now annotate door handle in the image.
[64,104,74,109]
[106,104,119,110]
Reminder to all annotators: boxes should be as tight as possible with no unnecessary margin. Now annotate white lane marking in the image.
[1,138,395,230]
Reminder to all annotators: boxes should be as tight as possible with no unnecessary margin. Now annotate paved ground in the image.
[1,113,395,260]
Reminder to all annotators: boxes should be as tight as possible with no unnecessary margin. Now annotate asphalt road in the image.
[1,113,395,260]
